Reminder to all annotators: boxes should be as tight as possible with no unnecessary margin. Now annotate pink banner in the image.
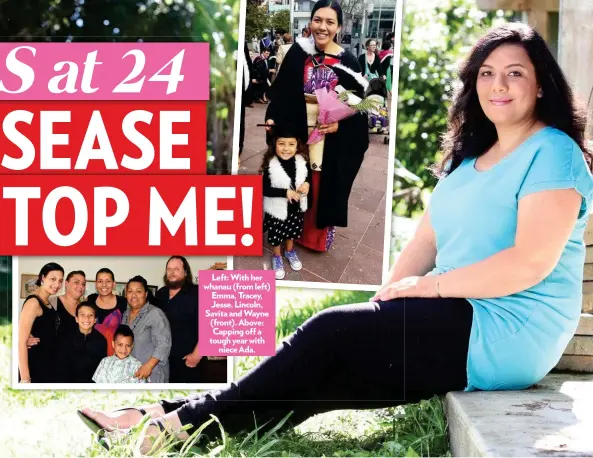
[199,270,276,357]
[0,43,209,100]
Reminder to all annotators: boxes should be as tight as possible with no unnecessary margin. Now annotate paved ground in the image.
[235,102,391,286]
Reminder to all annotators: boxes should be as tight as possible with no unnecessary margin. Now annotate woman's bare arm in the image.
[375,188,582,300]
[384,210,437,284]
[18,299,41,382]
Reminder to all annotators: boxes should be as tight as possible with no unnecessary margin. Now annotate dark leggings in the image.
[160,297,473,438]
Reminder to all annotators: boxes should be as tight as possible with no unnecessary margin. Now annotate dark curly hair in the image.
[259,135,310,173]
[436,22,592,177]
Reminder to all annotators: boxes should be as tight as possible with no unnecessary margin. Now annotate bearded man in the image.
[155,256,226,383]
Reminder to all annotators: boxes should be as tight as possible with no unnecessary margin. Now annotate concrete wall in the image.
[559,0,593,136]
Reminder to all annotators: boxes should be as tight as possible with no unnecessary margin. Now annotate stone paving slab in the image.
[445,373,593,457]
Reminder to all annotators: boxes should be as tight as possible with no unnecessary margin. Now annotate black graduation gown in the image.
[265,38,370,229]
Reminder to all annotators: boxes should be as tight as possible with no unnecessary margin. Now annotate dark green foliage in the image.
[0,0,238,174]
[246,3,269,41]
[270,10,290,35]
[394,0,514,216]
[0,256,10,322]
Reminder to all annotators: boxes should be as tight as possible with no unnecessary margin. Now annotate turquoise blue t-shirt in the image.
[429,127,593,391]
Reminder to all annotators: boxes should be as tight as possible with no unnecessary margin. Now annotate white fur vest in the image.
[264,154,308,221]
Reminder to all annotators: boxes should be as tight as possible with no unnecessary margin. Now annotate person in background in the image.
[260,33,271,55]
[379,40,394,92]
[275,33,293,74]
[57,302,107,383]
[252,48,272,104]
[358,38,382,80]
[86,268,127,355]
[122,275,171,383]
[18,262,64,383]
[239,41,255,166]
[92,325,146,384]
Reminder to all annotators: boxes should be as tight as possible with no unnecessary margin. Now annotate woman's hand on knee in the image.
[371,276,439,301]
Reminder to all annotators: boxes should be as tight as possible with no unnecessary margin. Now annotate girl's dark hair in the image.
[311,0,343,25]
[163,255,194,287]
[436,22,592,177]
[96,267,115,281]
[381,40,391,51]
[36,262,64,286]
[259,136,310,173]
[66,270,85,282]
[126,275,148,293]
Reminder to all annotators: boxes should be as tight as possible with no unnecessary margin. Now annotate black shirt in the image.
[55,297,79,337]
[57,328,107,383]
[86,293,128,324]
[155,284,199,359]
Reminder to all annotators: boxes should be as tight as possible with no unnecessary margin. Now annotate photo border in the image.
[11,256,235,390]
[229,0,404,292]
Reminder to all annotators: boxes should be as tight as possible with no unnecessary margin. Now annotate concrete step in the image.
[584,264,593,281]
[556,315,593,372]
[583,282,593,314]
[576,313,593,336]
[587,246,593,264]
[585,216,593,246]
[556,355,593,372]
[564,336,593,356]
[445,373,593,456]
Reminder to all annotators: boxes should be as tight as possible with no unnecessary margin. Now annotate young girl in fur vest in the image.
[261,125,311,280]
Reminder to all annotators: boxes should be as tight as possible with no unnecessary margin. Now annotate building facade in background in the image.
[293,0,396,55]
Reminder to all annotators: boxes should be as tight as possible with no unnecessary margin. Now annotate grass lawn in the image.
[0,292,451,457]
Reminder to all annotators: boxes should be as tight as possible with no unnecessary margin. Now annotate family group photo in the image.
[0,0,592,456]
[234,0,397,287]
[14,256,229,386]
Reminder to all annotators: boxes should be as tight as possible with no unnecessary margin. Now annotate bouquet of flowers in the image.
[307,86,382,145]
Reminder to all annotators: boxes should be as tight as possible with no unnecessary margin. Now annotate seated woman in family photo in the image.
[18,263,64,383]
[121,276,172,383]
[265,0,369,253]
[78,22,592,454]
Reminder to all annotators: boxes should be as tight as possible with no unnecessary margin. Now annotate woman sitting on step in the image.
[78,22,593,453]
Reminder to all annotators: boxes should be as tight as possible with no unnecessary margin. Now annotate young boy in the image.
[58,301,107,383]
[92,325,147,383]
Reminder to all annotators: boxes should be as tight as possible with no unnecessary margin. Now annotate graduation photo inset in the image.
[236,0,399,287]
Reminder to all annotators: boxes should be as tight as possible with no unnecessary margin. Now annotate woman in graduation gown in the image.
[265,0,369,252]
